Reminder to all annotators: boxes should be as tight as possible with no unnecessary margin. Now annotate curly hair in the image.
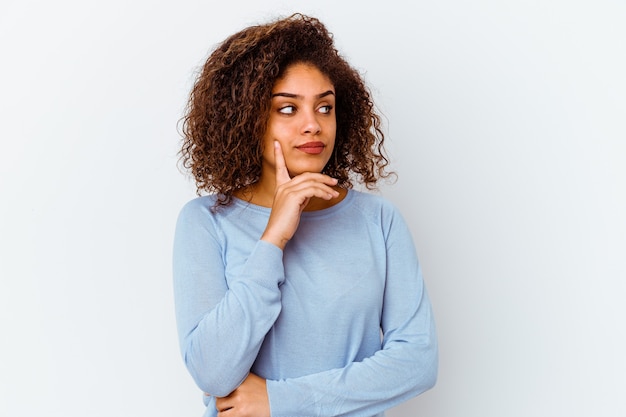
[179,13,392,206]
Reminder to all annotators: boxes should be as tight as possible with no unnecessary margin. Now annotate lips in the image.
[296,141,326,155]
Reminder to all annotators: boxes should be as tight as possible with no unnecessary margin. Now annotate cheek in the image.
[327,118,337,138]
[327,123,337,147]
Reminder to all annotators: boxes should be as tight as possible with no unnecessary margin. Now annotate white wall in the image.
[1,1,624,416]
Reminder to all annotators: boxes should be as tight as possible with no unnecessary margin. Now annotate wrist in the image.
[260,233,288,251]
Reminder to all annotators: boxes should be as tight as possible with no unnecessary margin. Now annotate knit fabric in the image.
[173,190,438,417]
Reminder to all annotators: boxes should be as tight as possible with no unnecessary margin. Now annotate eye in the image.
[278,105,296,115]
[318,105,333,114]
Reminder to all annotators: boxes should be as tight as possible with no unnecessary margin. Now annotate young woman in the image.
[173,14,438,417]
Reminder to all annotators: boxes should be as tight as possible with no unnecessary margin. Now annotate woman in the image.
[174,13,438,417]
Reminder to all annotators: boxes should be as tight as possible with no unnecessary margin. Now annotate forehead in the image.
[272,63,334,93]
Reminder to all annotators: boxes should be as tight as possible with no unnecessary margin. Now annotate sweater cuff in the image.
[266,379,303,417]
[238,240,285,288]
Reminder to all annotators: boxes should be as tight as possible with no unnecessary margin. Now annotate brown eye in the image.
[318,105,333,114]
[278,105,296,115]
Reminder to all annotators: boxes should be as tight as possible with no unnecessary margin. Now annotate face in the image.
[261,63,336,179]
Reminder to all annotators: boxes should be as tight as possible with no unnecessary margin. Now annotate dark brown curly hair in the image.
[179,13,392,206]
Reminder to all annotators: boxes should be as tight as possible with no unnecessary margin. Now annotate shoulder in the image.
[176,194,266,235]
[348,189,402,219]
[177,194,219,221]
[347,190,411,237]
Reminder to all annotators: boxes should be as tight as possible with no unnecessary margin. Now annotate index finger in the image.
[274,141,291,185]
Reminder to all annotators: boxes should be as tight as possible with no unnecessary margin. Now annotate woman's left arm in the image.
[265,206,438,417]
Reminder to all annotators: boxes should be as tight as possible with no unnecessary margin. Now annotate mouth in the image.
[296,141,326,155]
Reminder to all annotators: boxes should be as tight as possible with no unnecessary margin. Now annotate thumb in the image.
[274,141,291,185]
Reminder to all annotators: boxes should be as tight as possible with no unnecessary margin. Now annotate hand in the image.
[260,141,339,250]
[214,373,270,417]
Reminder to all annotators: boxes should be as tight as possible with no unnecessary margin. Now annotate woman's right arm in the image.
[173,200,284,398]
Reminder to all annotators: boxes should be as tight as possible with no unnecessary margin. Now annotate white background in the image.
[1,1,625,416]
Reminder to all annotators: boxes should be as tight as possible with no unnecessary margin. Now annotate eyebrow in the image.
[271,90,335,99]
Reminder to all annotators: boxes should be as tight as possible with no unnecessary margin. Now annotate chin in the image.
[288,164,327,176]
[285,158,329,175]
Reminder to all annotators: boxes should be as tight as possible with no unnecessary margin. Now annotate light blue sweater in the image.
[173,189,438,417]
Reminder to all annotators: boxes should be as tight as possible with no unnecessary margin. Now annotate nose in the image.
[301,110,321,135]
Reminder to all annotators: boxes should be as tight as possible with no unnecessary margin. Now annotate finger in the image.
[215,396,231,411]
[300,185,339,200]
[217,406,234,416]
[279,181,340,201]
[274,141,291,185]
[279,176,340,197]
[283,172,339,188]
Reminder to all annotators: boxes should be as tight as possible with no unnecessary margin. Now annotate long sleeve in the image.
[265,203,438,417]
[172,198,284,397]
